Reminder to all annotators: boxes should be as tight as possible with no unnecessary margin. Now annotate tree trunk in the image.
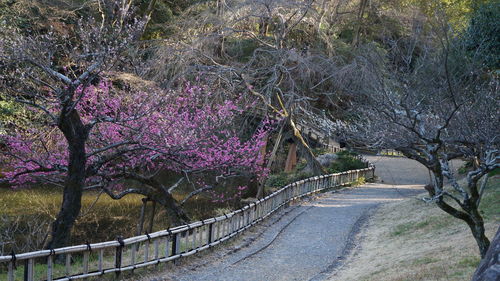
[161,199,189,226]
[410,156,491,259]
[468,207,491,258]
[439,173,490,257]
[129,178,190,228]
[148,200,156,233]
[472,226,500,281]
[284,142,297,172]
[256,122,285,199]
[155,188,190,227]
[292,134,324,175]
[433,187,490,257]
[136,198,148,236]
[470,223,491,259]
[352,0,368,47]
[259,18,269,36]
[467,177,491,258]
[315,0,327,34]
[47,110,88,249]
[215,0,226,57]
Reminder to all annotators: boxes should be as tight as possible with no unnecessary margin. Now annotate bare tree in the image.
[333,23,499,257]
[142,0,339,180]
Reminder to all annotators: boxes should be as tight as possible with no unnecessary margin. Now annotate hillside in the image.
[331,177,500,281]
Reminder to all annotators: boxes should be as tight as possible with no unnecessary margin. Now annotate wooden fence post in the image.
[7,259,14,281]
[164,237,170,258]
[136,198,148,236]
[148,200,157,233]
[65,254,71,277]
[172,232,181,264]
[115,236,124,277]
[24,258,33,281]
[208,223,214,244]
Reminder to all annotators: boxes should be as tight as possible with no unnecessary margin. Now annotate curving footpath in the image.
[146,156,441,281]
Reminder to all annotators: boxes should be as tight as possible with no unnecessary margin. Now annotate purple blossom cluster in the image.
[1,80,274,194]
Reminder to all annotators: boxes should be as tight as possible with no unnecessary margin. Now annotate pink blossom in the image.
[1,79,276,197]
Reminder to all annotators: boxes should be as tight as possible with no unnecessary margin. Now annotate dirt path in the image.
[145,156,443,281]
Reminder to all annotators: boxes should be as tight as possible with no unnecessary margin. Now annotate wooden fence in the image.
[0,165,375,281]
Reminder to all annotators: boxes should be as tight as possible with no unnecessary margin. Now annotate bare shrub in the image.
[0,214,51,254]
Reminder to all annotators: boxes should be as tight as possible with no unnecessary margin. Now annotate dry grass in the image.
[330,177,499,281]
[0,185,237,254]
[0,187,147,252]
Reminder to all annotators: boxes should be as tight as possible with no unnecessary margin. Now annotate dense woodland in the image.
[0,0,498,266]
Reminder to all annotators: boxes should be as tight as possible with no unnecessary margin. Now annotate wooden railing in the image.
[0,164,374,281]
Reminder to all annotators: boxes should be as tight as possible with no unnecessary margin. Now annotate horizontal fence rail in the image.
[0,164,375,281]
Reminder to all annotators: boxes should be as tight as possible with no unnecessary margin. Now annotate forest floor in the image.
[127,156,467,281]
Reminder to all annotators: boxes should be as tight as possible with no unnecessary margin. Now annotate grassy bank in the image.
[331,176,499,281]
[0,187,144,253]
[0,187,237,255]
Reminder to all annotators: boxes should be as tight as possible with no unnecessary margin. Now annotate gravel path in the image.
[147,156,439,281]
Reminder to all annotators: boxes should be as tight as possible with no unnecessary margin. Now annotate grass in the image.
[0,187,147,249]
[331,176,500,281]
[411,257,440,266]
[0,184,238,256]
[390,220,431,237]
[350,176,366,187]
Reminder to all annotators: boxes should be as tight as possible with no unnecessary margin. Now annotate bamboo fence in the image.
[0,164,374,281]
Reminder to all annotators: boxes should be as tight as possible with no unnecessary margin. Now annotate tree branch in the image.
[180,185,215,206]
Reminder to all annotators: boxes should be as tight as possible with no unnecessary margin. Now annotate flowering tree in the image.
[0,2,270,249]
[0,0,152,249]
[1,77,270,248]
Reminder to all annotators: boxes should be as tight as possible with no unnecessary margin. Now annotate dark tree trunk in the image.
[129,177,191,228]
[472,226,500,281]
[159,196,190,226]
[470,224,491,259]
[47,110,88,249]
[468,178,491,258]
[402,150,492,259]
[155,187,190,227]
[214,0,226,57]
[468,206,491,258]
[352,0,368,47]
[215,36,226,58]
[427,166,490,258]
[256,124,285,199]
[438,198,491,258]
